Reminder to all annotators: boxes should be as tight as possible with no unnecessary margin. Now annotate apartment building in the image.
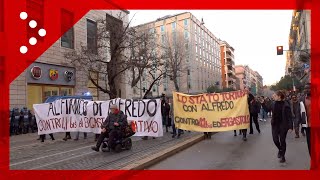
[235,65,248,90]
[286,10,311,83]
[235,65,263,95]
[132,12,222,97]
[10,7,129,109]
[220,41,236,89]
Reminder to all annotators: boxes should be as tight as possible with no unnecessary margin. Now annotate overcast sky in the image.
[128,10,293,86]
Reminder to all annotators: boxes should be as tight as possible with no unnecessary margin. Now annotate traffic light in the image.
[277,46,283,55]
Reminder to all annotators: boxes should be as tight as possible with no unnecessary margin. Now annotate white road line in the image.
[10,145,93,167]
[30,151,95,170]
[10,143,40,150]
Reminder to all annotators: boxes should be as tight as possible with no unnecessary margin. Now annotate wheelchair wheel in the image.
[124,138,132,150]
[114,144,122,153]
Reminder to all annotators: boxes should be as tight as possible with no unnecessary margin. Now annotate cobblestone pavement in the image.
[10,129,200,170]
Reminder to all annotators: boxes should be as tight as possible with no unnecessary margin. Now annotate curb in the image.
[120,133,205,170]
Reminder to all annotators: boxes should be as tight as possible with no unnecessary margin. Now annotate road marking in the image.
[10,145,93,167]
[10,143,40,150]
[29,151,95,170]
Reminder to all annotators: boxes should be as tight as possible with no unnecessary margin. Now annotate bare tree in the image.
[128,27,167,98]
[161,31,189,91]
[65,13,135,99]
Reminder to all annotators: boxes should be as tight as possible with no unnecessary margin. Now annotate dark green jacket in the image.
[102,111,128,131]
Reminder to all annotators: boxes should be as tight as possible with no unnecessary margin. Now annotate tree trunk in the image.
[108,80,117,99]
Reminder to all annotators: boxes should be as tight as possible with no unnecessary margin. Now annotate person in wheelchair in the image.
[91,104,128,152]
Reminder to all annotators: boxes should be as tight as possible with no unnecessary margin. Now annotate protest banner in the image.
[33,98,163,137]
[173,90,250,132]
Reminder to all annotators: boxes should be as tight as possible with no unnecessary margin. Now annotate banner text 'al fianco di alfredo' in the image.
[33,98,163,137]
[173,90,250,132]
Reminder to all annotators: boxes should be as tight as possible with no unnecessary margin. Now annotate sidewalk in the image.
[10,129,203,170]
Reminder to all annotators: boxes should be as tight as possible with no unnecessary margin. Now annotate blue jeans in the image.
[260,108,267,119]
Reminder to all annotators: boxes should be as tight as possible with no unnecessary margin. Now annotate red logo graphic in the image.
[30,66,42,79]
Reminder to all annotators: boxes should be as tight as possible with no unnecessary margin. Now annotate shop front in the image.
[26,62,76,109]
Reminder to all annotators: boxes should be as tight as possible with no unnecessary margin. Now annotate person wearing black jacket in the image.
[92,104,128,152]
[249,94,261,134]
[271,90,293,163]
[161,97,171,132]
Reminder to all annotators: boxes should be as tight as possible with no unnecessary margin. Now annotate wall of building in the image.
[130,12,222,98]
[10,10,128,109]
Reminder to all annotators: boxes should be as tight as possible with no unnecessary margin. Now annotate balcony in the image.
[226,53,234,59]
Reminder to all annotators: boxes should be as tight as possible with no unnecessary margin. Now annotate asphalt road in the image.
[149,118,310,170]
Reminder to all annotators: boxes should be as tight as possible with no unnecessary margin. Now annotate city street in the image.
[149,118,310,170]
[9,130,200,170]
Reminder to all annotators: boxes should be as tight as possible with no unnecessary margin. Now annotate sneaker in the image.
[172,134,176,138]
[243,137,247,141]
[91,146,99,152]
[74,138,79,141]
[249,132,253,134]
[279,157,286,163]
[51,138,55,141]
[63,137,67,141]
[263,119,267,122]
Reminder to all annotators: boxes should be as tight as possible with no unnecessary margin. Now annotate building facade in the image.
[235,65,263,95]
[235,65,248,90]
[131,12,222,98]
[287,10,311,83]
[220,41,236,89]
[10,9,129,109]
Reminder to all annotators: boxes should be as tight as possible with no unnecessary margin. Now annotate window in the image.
[87,19,97,54]
[184,31,189,39]
[172,22,176,30]
[61,9,75,49]
[160,25,164,32]
[184,19,188,26]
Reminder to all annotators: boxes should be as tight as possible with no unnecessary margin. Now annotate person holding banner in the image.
[271,90,293,163]
[91,104,128,152]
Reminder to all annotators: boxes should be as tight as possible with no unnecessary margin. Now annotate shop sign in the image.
[64,71,74,81]
[31,66,42,80]
[49,69,59,80]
